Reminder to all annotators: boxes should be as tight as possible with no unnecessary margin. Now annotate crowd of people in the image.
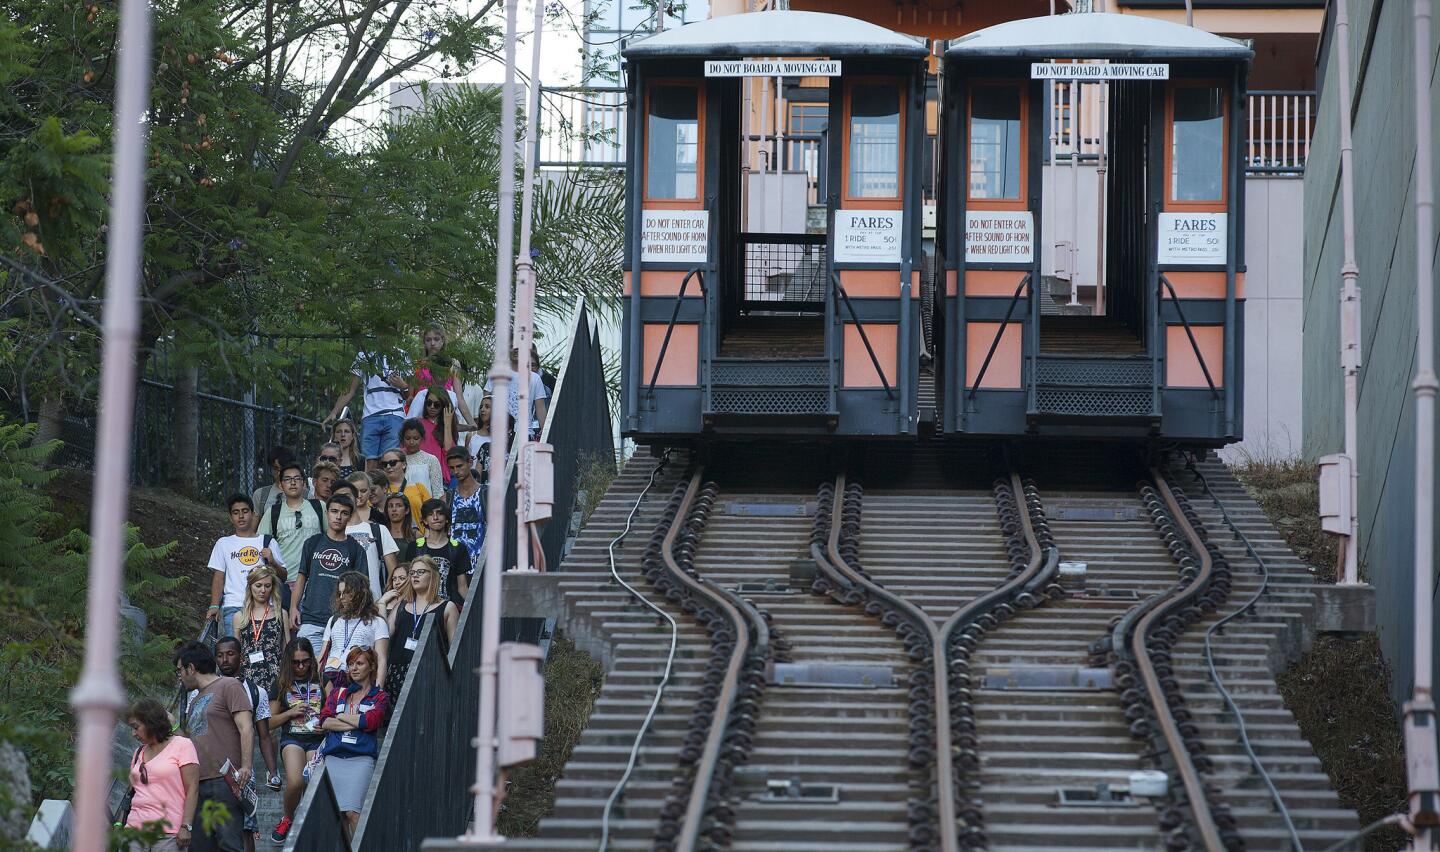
[118,330,553,851]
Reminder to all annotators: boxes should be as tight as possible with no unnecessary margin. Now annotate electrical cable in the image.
[1184,454,1305,851]
[598,450,675,851]
[1317,813,1409,852]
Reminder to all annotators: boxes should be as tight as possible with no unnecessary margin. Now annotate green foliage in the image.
[0,419,179,806]
[0,0,623,417]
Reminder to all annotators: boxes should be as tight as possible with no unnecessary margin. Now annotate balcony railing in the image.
[1045,84,1316,175]
[537,85,626,168]
[1246,90,1314,174]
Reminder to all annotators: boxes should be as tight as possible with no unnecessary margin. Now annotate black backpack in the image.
[269,496,324,537]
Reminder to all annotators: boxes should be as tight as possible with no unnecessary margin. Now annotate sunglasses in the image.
[293,510,303,529]
[137,757,149,785]
[382,459,403,468]
[319,455,339,463]
[292,657,313,666]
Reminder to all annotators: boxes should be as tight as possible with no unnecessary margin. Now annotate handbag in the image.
[112,747,142,826]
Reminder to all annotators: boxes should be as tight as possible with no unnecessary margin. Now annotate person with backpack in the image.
[289,494,367,650]
[212,637,279,848]
[258,462,325,597]
[333,478,399,597]
[322,353,409,470]
[318,571,389,693]
[208,495,288,635]
[402,498,473,608]
[173,641,252,852]
[250,446,296,514]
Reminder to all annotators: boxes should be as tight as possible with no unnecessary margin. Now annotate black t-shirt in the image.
[297,533,369,626]
[402,538,473,607]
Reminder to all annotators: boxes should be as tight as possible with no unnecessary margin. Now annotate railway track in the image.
[509,446,1362,852]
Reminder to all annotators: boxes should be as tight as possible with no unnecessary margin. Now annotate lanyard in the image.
[250,605,269,645]
[408,601,428,641]
[340,617,361,651]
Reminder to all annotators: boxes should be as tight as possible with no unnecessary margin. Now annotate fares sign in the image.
[1031,63,1169,80]
[965,211,1034,263]
[640,210,709,263]
[705,60,841,77]
[834,210,903,263]
[1158,212,1227,265]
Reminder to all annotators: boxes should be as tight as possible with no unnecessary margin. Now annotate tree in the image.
[1,0,624,472]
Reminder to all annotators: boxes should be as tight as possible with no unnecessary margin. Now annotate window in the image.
[646,85,699,199]
[1171,87,1225,202]
[969,86,1022,200]
[848,85,901,198]
[789,103,828,135]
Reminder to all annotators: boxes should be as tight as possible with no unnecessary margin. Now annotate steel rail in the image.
[598,452,676,851]
[661,469,753,852]
[1183,456,1304,851]
[824,471,958,852]
[1140,468,1226,851]
[819,469,1052,851]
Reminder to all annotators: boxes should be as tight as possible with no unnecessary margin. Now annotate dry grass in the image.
[498,633,605,836]
[1230,454,1338,582]
[1276,635,1408,850]
[573,451,618,528]
[1231,456,1407,850]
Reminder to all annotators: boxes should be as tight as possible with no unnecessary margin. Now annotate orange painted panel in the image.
[623,270,631,296]
[965,322,1022,389]
[946,269,958,297]
[639,270,699,297]
[965,270,1029,298]
[1166,325,1225,388]
[840,270,900,298]
[843,324,898,388]
[1162,272,1245,300]
[642,323,699,387]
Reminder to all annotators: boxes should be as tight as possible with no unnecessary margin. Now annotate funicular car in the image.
[619,10,930,441]
[935,13,1253,446]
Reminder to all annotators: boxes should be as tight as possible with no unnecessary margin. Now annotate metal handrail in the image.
[645,267,706,398]
[831,271,895,400]
[966,274,1031,401]
[1158,274,1220,400]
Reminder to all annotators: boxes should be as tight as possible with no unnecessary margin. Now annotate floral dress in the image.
[238,610,284,694]
[450,485,485,574]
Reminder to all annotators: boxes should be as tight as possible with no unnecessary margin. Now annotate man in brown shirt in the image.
[175,641,254,852]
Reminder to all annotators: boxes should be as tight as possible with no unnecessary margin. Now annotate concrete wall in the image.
[1302,0,1440,704]
[1225,176,1307,460]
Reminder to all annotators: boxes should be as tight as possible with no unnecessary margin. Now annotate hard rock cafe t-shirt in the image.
[208,534,286,609]
[297,534,367,627]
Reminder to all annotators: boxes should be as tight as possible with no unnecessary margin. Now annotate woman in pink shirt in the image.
[124,697,199,850]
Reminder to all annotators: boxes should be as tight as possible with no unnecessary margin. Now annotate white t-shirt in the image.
[208,535,286,609]
[345,522,400,598]
[321,615,391,672]
[484,371,546,432]
[354,354,406,420]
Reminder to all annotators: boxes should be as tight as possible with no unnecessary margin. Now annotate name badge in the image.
[248,651,265,664]
[340,732,358,745]
[357,703,373,713]
[327,657,340,670]
[404,637,418,651]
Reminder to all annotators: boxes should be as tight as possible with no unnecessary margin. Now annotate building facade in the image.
[1302,0,1440,701]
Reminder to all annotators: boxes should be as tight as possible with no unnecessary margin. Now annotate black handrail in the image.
[645,267,706,398]
[1158,274,1220,400]
[966,274,1031,401]
[831,271,894,400]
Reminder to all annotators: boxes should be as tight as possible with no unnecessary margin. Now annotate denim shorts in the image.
[361,413,405,458]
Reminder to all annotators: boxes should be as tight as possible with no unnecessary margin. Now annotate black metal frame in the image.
[646,267,707,398]
[967,274,1031,405]
[832,270,895,401]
